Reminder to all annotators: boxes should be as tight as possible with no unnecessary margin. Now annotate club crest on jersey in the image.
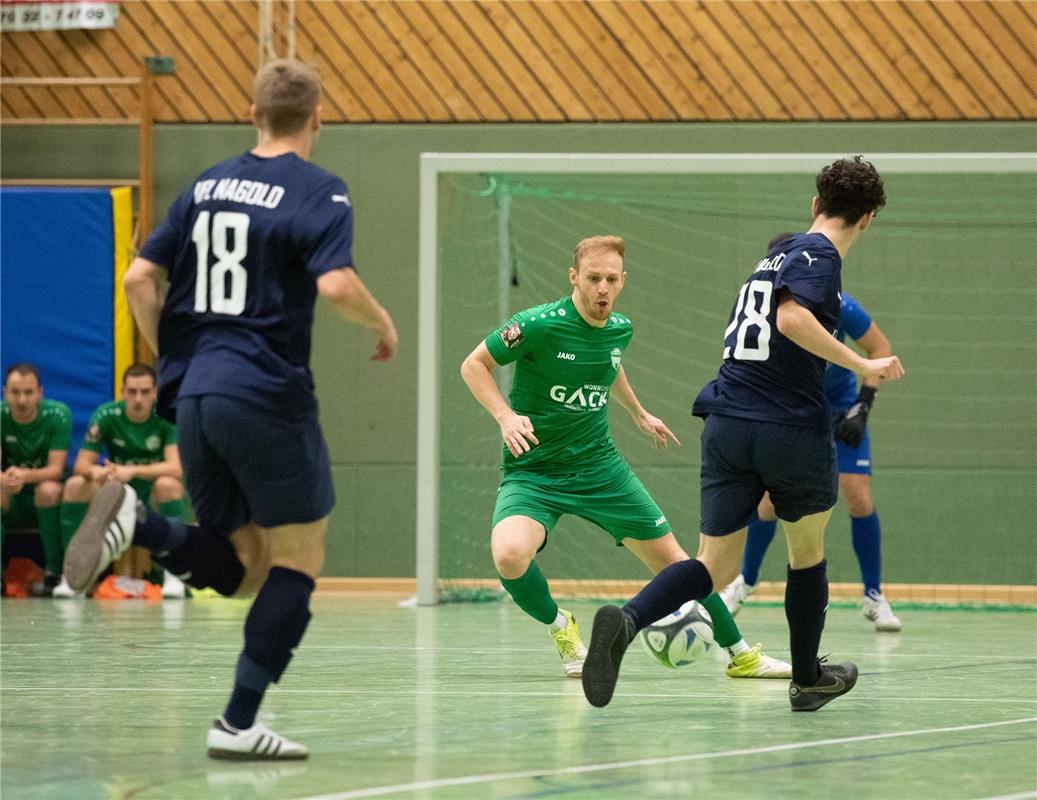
[146,435,162,451]
[500,323,524,350]
[85,424,101,443]
[610,348,622,370]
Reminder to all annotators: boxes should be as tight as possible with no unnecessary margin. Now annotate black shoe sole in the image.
[207,748,309,761]
[582,605,630,708]
[790,662,859,712]
[63,482,127,593]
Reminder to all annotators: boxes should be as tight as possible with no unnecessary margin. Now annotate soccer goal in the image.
[417,152,1036,606]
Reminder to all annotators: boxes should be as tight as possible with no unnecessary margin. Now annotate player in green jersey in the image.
[1,363,71,590]
[59,364,187,597]
[460,236,790,679]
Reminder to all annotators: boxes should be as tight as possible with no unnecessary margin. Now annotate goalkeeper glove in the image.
[834,385,877,448]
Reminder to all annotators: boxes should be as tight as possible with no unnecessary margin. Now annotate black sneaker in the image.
[789,661,859,711]
[582,605,636,708]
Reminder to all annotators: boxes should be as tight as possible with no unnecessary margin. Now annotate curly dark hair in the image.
[815,156,886,224]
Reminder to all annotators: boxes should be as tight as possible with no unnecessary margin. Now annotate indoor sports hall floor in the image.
[2,594,1034,800]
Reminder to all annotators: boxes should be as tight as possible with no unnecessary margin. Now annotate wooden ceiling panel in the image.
[1,1,1032,123]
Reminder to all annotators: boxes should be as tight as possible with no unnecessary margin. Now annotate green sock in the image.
[157,499,185,520]
[499,561,559,625]
[60,502,89,554]
[37,505,63,575]
[701,592,741,649]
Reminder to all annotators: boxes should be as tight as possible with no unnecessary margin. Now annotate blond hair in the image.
[253,58,321,136]
[572,235,625,270]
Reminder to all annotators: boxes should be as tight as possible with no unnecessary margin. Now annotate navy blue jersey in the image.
[823,294,872,412]
[693,232,842,429]
[139,151,354,417]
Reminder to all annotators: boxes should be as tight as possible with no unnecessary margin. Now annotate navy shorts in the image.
[176,395,335,532]
[699,414,837,535]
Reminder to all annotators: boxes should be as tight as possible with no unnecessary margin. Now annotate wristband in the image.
[858,385,877,407]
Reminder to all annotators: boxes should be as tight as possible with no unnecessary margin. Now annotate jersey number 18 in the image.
[722,279,772,361]
[192,210,249,316]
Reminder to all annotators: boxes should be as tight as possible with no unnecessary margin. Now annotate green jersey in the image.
[1,398,72,469]
[484,296,633,474]
[82,401,177,465]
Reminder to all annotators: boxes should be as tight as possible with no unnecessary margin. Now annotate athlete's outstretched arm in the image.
[776,290,904,384]
[124,257,167,354]
[611,366,680,448]
[317,268,398,361]
[460,342,538,457]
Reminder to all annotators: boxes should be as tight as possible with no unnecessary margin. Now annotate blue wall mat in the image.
[1,187,114,463]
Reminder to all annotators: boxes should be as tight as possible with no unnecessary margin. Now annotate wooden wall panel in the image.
[2,0,1034,123]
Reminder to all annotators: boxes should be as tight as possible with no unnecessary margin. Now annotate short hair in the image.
[122,363,157,385]
[253,58,321,137]
[815,156,887,224]
[572,235,625,270]
[4,362,40,385]
[768,232,796,250]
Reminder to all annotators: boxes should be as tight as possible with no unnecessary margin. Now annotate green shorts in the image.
[128,477,153,508]
[492,458,670,545]
[2,485,38,531]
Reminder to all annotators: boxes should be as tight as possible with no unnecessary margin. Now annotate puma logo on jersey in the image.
[802,251,817,267]
[331,194,351,206]
[556,352,575,361]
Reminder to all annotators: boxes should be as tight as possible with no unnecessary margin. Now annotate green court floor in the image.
[2,595,1035,800]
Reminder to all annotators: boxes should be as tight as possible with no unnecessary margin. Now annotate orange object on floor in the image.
[93,574,162,601]
[3,557,45,598]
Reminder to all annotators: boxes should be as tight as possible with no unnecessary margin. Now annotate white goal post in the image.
[416,151,1035,606]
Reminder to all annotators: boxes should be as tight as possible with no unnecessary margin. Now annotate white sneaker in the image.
[63,482,138,593]
[863,592,902,632]
[719,574,756,617]
[161,570,187,599]
[51,576,77,598]
[206,717,309,760]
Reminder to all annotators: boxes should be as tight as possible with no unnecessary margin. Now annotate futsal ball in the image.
[639,600,715,668]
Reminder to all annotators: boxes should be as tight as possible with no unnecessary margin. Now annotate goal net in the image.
[418,154,1036,605]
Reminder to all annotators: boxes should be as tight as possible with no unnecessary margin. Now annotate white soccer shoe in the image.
[161,570,187,599]
[719,574,757,617]
[206,717,309,760]
[863,592,902,632]
[50,576,78,598]
[63,482,138,594]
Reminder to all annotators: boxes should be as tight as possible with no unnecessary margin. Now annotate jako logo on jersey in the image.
[557,352,575,360]
[611,348,622,370]
[331,193,351,206]
[654,516,666,527]
[549,385,609,410]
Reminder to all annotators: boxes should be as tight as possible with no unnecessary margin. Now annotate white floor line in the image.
[975,792,1037,800]
[292,717,1037,800]
[3,686,1037,705]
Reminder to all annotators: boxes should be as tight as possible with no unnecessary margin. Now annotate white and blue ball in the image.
[639,600,715,668]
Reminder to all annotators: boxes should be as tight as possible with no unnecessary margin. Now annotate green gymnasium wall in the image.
[2,122,1034,584]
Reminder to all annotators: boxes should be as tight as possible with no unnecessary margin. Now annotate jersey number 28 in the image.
[723,280,772,361]
[192,210,249,315]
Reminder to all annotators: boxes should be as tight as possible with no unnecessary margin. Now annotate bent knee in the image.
[34,480,63,506]
[151,475,184,503]
[62,475,92,502]
[491,541,535,579]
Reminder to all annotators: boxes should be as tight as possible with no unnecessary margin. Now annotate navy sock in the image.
[223,567,315,730]
[785,560,828,685]
[623,559,713,632]
[152,526,245,596]
[133,506,189,554]
[851,512,882,597]
[743,516,777,586]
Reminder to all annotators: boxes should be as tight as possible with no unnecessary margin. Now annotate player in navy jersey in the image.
[582,156,905,712]
[63,59,397,759]
[721,280,902,632]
